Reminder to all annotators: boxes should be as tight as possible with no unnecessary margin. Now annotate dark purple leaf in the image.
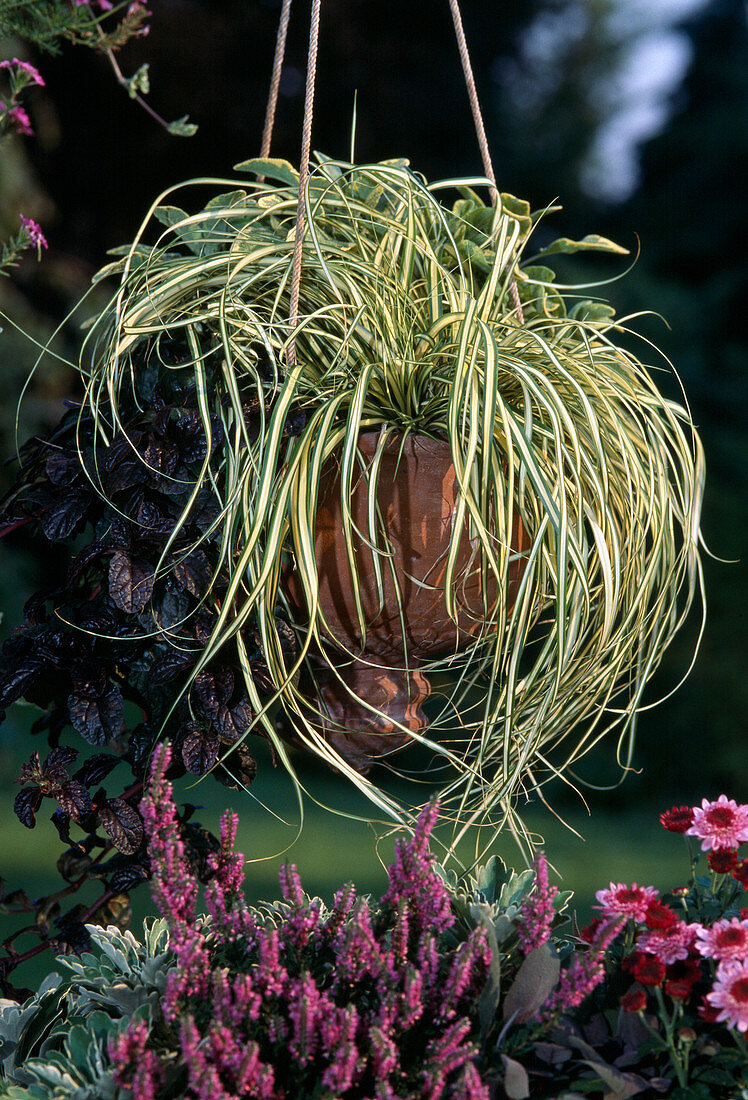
[215,742,257,789]
[105,461,147,496]
[126,724,153,771]
[110,864,148,893]
[67,685,124,745]
[18,751,42,784]
[40,491,90,541]
[215,698,254,742]
[70,664,109,700]
[173,410,224,464]
[194,666,233,715]
[14,786,43,829]
[154,587,192,630]
[45,746,79,772]
[104,431,143,472]
[182,823,220,879]
[136,498,175,534]
[73,752,121,788]
[98,799,144,855]
[55,781,93,824]
[50,809,73,846]
[45,452,80,486]
[0,657,45,708]
[105,516,133,549]
[172,549,211,598]
[55,920,92,955]
[109,551,155,614]
[181,727,219,775]
[149,648,195,686]
[56,846,92,882]
[141,435,179,478]
[67,541,110,585]
[194,612,217,647]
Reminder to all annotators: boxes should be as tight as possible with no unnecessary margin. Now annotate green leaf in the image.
[124,63,149,99]
[233,157,300,186]
[534,233,629,259]
[569,300,617,323]
[475,854,509,904]
[499,868,535,909]
[502,942,560,1024]
[167,115,198,137]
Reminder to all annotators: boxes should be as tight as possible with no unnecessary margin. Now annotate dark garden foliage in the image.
[0,331,296,994]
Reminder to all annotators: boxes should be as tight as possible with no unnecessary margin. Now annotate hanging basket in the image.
[75,154,704,828]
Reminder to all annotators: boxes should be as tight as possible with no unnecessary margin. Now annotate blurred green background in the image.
[1,0,745,990]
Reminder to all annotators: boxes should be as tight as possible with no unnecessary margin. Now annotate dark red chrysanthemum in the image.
[633,954,666,986]
[644,900,679,931]
[733,860,748,888]
[666,956,703,989]
[665,980,693,1001]
[709,849,738,875]
[578,918,602,944]
[660,805,695,833]
[621,987,647,1013]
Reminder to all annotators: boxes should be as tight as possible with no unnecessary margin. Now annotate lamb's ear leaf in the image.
[501,1055,531,1100]
[502,942,560,1024]
[234,158,300,186]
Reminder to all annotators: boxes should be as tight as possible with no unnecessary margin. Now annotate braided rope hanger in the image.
[258,0,525,358]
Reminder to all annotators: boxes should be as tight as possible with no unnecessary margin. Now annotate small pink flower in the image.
[686,795,748,851]
[1,102,34,135]
[638,921,699,965]
[20,215,48,251]
[0,59,44,86]
[696,918,748,963]
[706,959,748,1033]
[594,882,659,923]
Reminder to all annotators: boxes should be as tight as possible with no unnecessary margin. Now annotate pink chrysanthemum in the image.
[638,921,699,965]
[686,795,748,851]
[594,882,659,923]
[696,918,748,963]
[706,959,748,1033]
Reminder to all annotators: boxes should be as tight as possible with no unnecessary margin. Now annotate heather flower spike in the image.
[517,851,557,954]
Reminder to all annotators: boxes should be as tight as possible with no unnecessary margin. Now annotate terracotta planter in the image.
[284,432,528,773]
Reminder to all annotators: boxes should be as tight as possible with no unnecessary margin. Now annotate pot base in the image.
[312,659,427,774]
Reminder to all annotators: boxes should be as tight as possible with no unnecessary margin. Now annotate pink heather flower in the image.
[3,103,33,135]
[0,59,44,86]
[594,882,659,923]
[638,921,699,965]
[686,795,748,851]
[706,959,748,1033]
[517,851,557,954]
[696,918,748,963]
[20,215,48,251]
[540,917,623,1018]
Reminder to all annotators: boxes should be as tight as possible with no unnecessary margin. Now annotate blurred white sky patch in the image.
[492,0,713,203]
[584,0,712,201]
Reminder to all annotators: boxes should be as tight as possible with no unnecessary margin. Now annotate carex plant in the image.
[60,153,704,837]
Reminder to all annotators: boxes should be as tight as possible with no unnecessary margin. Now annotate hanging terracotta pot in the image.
[284,432,528,773]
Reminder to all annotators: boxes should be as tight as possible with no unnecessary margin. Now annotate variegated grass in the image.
[76,156,705,851]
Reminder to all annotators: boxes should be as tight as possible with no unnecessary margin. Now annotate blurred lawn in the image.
[0,727,698,994]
